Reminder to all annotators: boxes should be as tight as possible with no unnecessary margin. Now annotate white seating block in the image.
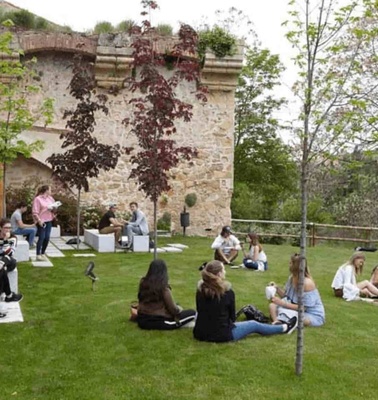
[133,235,149,252]
[84,229,115,253]
[8,267,18,293]
[14,239,29,262]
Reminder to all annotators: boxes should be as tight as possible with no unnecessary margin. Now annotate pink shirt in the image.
[32,194,56,223]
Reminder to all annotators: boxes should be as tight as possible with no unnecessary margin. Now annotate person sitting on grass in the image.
[370,265,378,288]
[331,252,378,301]
[211,226,241,266]
[269,253,325,327]
[193,260,297,343]
[137,259,196,330]
[241,232,268,270]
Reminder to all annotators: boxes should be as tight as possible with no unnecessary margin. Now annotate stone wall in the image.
[4,31,243,235]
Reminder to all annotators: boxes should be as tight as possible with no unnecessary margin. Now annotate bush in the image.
[157,212,171,231]
[49,193,77,235]
[156,24,173,36]
[184,193,197,208]
[6,179,40,224]
[198,26,236,62]
[82,203,107,230]
[93,21,114,34]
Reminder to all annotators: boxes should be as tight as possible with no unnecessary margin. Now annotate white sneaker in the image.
[36,255,44,261]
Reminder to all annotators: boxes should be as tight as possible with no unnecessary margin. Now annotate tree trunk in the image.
[2,163,6,218]
[153,200,157,260]
[76,189,81,251]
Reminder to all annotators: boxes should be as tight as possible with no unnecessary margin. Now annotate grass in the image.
[1,236,378,400]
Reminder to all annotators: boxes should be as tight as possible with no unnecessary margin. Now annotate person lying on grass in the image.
[137,259,196,330]
[331,252,378,301]
[269,254,325,327]
[193,260,297,343]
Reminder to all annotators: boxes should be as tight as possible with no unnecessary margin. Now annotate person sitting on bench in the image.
[124,202,149,250]
[98,203,126,249]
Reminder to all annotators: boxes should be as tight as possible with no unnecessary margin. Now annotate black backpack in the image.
[236,304,270,323]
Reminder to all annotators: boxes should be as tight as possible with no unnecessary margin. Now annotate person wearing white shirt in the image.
[241,232,268,271]
[211,226,241,265]
[331,252,378,301]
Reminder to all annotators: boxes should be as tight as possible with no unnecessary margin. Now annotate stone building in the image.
[2,29,243,235]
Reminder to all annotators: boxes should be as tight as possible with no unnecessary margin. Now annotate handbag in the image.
[130,301,138,322]
[235,304,270,323]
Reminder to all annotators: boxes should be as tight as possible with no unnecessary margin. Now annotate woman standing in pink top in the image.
[32,185,56,261]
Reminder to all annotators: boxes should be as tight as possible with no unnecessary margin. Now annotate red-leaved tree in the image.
[47,53,121,248]
[123,0,207,258]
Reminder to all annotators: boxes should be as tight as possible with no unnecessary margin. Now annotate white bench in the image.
[133,235,150,252]
[84,229,115,253]
[8,268,18,293]
[14,239,30,262]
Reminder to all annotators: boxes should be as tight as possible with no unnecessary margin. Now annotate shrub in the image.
[82,203,107,230]
[156,24,173,36]
[116,19,136,33]
[157,212,171,231]
[93,21,114,34]
[53,193,79,235]
[184,193,197,208]
[198,26,236,63]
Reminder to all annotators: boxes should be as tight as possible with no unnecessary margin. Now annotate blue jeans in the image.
[243,259,268,271]
[125,225,142,246]
[231,320,284,341]
[36,221,53,255]
[13,227,37,247]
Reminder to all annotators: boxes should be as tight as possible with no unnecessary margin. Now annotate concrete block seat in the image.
[84,229,115,253]
[13,239,30,262]
[133,235,150,252]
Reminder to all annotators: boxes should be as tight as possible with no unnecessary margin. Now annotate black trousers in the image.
[137,309,196,330]
[0,269,11,296]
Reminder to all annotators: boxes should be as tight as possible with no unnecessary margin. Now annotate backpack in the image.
[235,304,270,323]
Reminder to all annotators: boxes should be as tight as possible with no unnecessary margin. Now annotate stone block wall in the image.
[4,31,243,236]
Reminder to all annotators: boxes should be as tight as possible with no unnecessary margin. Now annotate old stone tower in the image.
[3,30,243,235]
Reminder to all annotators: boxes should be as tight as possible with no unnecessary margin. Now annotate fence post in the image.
[311,223,316,247]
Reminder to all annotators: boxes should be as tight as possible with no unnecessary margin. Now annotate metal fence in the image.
[231,219,378,247]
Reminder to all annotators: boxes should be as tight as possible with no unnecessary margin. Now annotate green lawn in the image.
[2,237,378,400]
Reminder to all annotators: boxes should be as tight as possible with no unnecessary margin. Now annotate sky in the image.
[7,0,298,135]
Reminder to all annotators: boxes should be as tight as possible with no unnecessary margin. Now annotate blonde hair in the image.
[200,260,228,299]
[348,252,365,275]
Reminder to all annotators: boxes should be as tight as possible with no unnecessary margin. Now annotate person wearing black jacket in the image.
[193,260,297,342]
[137,259,196,330]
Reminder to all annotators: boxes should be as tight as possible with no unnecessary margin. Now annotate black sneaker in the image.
[285,316,298,334]
[5,292,23,303]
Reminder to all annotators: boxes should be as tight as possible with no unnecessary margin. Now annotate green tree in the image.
[0,23,53,215]
[285,0,377,375]
[234,46,298,219]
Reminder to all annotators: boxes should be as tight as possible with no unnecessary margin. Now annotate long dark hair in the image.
[138,259,169,302]
[199,260,228,300]
[247,232,262,252]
